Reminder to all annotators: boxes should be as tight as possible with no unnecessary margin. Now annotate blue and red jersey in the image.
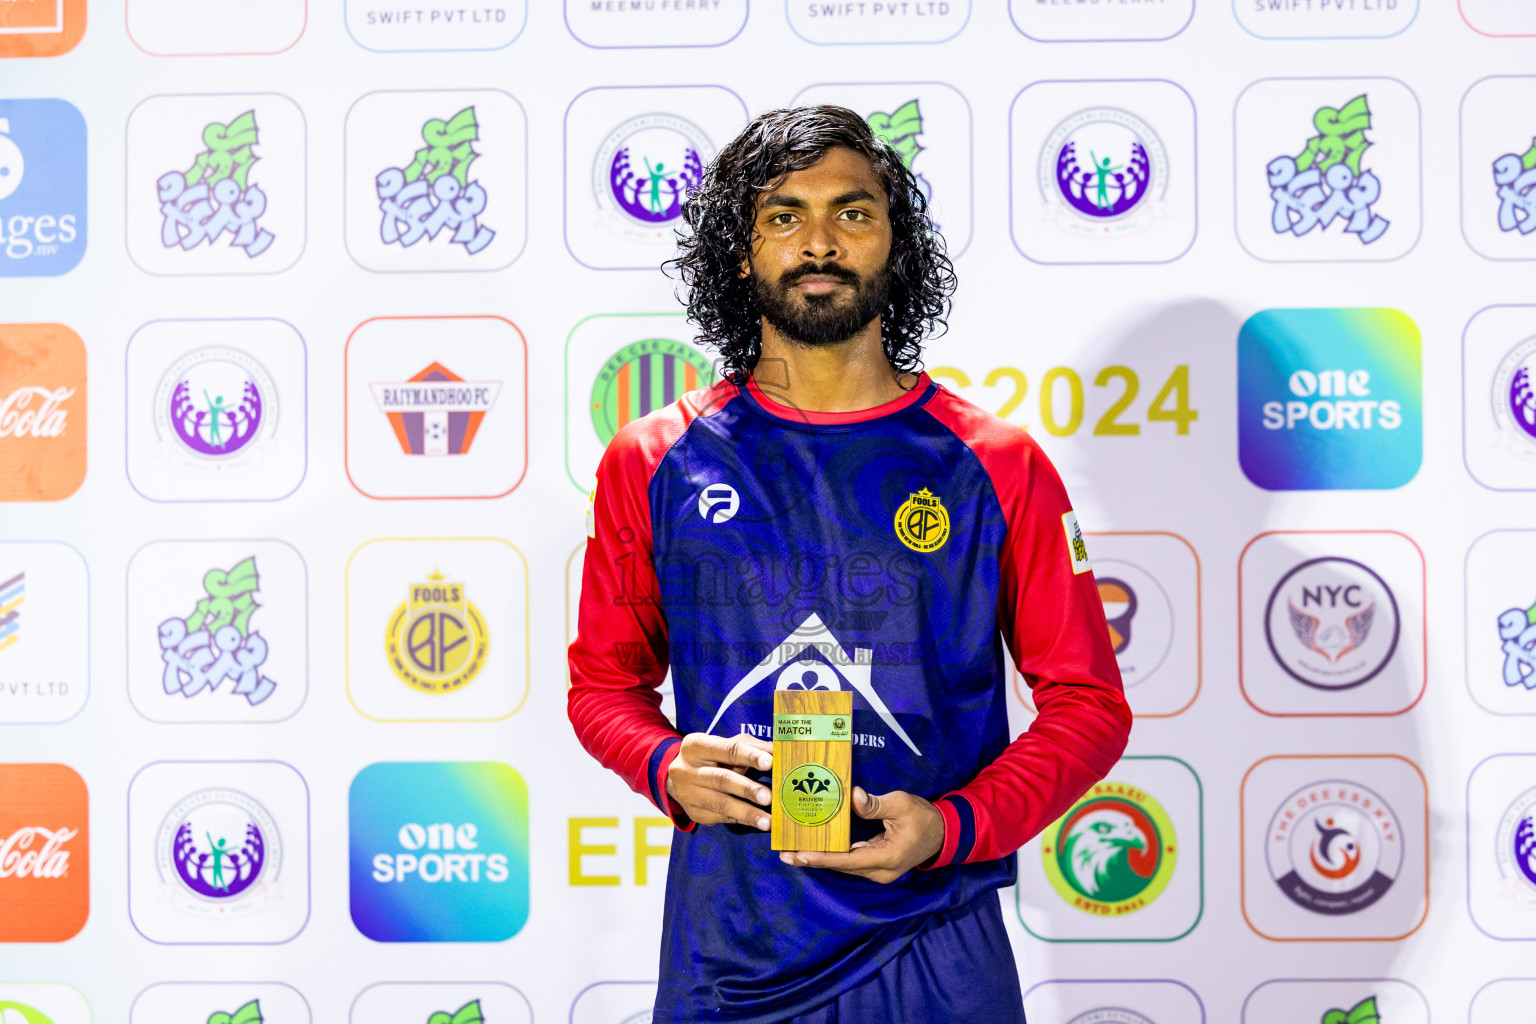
[568,371,1131,1023]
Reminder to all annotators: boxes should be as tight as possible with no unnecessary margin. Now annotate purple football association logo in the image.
[593,113,714,243]
[1497,786,1536,911]
[1040,107,1167,237]
[156,787,282,915]
[153,346,279,475]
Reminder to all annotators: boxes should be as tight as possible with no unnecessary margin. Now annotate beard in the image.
[750,259,891,348]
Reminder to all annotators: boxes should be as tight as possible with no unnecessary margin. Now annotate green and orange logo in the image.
[590,339,712,445]
[1041,781,1175,916]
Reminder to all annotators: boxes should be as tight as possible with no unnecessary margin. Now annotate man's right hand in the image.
[665,733,774,830]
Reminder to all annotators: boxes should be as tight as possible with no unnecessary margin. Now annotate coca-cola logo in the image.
[0,825,77,879]
[0,386,73,439]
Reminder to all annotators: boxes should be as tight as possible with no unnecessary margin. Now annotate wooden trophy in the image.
[770,689,853,853]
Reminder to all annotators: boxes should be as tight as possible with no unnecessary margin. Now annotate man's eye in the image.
[842,210,867,221]
[770,213,795,225]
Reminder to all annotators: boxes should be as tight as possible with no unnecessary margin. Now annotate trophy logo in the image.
[371,362,501,456]
[1496,785,1536,914]
[1491,335,1536,465]
[590,339,713,446]
[153,347,279,475]
[1066,1012,1157,1024]
[376,107,495,256]
[1321,996,1379,1024]
[1266,95,1389,245]
[156,787,282,918]
[207,1001,263,1024]
[157,556,277,707]
[385,570,488,694]
[1498,596,1536,691]
[894,488,949,553]
[1494,136,1536,237]
[157,111,276,258]
[1265,780,1402,914]
[0,570,22,652]
[1041,781,1177,916]
[592,114,713,243]
[426,1001,483,1024]
[1264,556,1401,691]
[1039,107,1168,238]
[780,763,844,828]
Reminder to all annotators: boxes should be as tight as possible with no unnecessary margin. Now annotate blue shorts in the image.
[784,892,1027,1024]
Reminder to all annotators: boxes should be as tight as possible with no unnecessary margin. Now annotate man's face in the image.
[745,146,894,348]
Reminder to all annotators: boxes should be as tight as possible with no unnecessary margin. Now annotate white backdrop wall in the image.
[2,1,1535,1022]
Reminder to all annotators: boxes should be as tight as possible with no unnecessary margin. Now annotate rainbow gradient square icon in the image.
[349,761,529,942]
[1238,309,1422,490]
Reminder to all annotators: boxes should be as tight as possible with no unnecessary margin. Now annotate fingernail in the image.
[779,852,793,864]
[756,789,770,803]
[756,816,770,830]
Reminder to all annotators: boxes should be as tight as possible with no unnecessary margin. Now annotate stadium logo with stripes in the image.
[590,339,713,445]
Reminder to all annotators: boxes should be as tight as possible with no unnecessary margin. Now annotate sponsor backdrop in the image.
[0,3,1533,1023]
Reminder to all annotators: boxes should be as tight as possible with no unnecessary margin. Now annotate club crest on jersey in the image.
[894,488,949,553]
[385,570,488,694]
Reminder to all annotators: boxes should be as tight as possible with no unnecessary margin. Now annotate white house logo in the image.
[1259,368,1403,432]
[703,613,921,756]
[1264,557,1400,690]
[1066,1011,1157,1024]
[155,787,282,920]
[1496,785,1536,914]
[1491,335,1536,463]
[368,820,510,884]
[1266,780,1402,915]
[697,483,739,524]
[153,346,279,476]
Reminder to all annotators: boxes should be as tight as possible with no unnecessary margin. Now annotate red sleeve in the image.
[567,382,735,831]
[922,388,1132,868]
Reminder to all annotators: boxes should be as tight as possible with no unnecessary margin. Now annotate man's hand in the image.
[779,787,945,884]
[665,733,773,830]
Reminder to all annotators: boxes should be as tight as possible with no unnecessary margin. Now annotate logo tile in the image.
[127,540,307,724]
[128,760,309,944]
[126,94,306,276]
[346,538,527,721]
[0,764,88,942]
[1011,80,1197,264]
[1241,979,1427,1024]
[1238,309,1422,491]
[0,323,86,502]
[126,318,307,502]
[345,91,526,272]
[352,983,531,1024]
[1239,531,1424,717]
[1465,530,1536,715]
[1464,306,1536,490]
[565,313,718,491]
[1090,532,1200,717]
[345,316,527,499]
[1010,0,1193,40]
[1467,756,1536,937]
[1023,980,1205,1024]
[127,0,305,54]
[1017,756,1202,941]
[1235,79,1420,262]
[1461,77,1536,260]
[349,762,530,942]
[566,0,745,47]
[787,0,969,43]
[0,100,86,276]
[346,0,525,50]
[564,87,746,270]
[0,542,88,724]
[131,983,310,1024]
[0,0,85,56]
[1241,755,1427,940]
[0,985,90,1024]
[793,83,972,254]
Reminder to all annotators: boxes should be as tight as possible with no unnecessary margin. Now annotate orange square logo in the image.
[0,763,89,942]
[0,323,86,501]
[0,0,85,57]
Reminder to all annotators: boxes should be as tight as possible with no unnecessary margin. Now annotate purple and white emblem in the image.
[593,114,714,244]
[153,347,279,475]
[1040,107,1167,238]
[156,787,282,918]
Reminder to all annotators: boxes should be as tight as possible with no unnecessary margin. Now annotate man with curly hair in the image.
[569,105,1131,1023]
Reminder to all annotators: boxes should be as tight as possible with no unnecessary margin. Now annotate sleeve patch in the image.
[1062,511,1092,575]
[585,482,597,539]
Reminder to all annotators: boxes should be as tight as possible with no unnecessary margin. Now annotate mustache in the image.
[779,262,861,288]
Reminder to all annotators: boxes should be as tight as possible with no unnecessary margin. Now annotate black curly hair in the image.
[666,104,957,383]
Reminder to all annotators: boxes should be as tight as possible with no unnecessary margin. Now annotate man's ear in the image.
[737,251,751,280]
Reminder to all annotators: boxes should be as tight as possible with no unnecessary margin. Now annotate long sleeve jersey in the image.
[568,371,1132,1023]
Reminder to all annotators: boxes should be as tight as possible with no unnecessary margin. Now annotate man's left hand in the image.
[779,786,945,884]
